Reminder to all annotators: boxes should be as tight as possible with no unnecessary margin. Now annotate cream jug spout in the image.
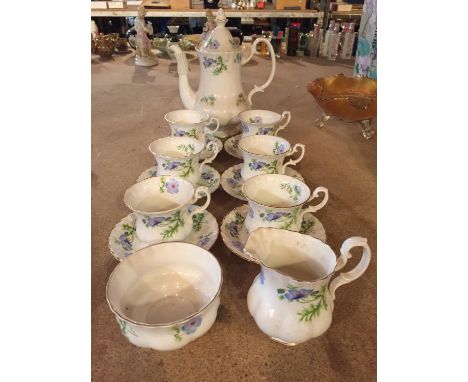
[169,45,196,110]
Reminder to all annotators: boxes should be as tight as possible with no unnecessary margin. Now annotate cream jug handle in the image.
[189,186,211,216]
[199,141,219,168]
[297,186,329,222]
[274,111,291,135]
[329,237,371,300]
[243,38,277,105]
[282,143,305,173]
[204,117,220,136]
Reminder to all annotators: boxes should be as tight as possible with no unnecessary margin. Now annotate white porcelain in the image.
[239,110,291,137]
[220,204,326,263]
[170,8,276,130]
[224,134,242,159]
[134,6,158,67]
[137,164,220,194]
[106,242,222,351]
[238,135,305,181]
[245,228,371,345]
[108,205,219,261]
[220,163,304,201]
[123,176,211,244]
[242,174,329,233]
[200,135,223,161]
[166,109,220,142]
[149,136,218,186]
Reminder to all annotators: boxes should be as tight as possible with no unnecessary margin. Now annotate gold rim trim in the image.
[241,174,311,209]
[106,241,223,328]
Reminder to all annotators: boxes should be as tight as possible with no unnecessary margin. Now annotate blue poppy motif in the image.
[181,316,202,334]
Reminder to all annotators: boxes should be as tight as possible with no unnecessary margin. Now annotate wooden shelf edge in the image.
[91,7,321,18]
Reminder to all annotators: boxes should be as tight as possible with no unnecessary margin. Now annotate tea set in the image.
[105,8,372,351]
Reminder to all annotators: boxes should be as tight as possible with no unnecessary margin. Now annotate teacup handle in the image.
[200,141,219,167]
[329,237,371,300]
[205,117,220,136]
[189,186,211,216]
[282,143,305,173]
[297,186,329,222]
[274,111,291,136]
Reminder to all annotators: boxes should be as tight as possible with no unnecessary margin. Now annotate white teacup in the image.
[149,136,219,186]
[124,176,211,243]
[239,109,291,137]
[242,174,328,233]
[165,110,219,142]
[238,135,305,181]
[106,241,222,351]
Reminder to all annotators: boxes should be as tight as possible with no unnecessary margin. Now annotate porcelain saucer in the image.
[224,134,242,159]
[200,134,223,161]
[220,204,326,263]
[212,124,241,139]
[220,164,305,201]
[109,205,219,261]
[137,164,220,193]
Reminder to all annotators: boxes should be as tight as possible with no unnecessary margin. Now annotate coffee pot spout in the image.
[169,45,196,110]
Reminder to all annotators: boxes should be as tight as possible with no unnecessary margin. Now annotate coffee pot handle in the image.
[274,111,291,135]
[242,38,276,105]
[297,186,329,222]
[329,237,372,300]
[189,186,211,216]
[204,117,220,136]
[282,143,305,173]
[199,141,219,168]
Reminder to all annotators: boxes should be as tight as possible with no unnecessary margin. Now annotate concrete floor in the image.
[92,50,376,381]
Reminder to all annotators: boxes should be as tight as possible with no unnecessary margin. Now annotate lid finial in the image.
[215,8,227,25]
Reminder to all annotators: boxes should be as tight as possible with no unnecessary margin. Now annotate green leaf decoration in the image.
[160,177,166,193]
[180,159,195,178]
[172,327,183,342]
[161,211,185,239]
[192,212,205,232]
[300,219,315,234]
[212,56,228,76]
[201,95,216,106]
[236,93,246,106]
[280,182,301,201]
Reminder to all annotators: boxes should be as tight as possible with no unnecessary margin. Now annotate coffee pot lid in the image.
[198,9,239,53]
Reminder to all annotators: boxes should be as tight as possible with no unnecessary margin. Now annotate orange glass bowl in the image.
[307,74,377,139]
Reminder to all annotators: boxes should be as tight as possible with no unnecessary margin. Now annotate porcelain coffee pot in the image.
[244,228,371,345]
[169,9,276,129]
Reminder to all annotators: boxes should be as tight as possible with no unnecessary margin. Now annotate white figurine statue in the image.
[134,6,158,67]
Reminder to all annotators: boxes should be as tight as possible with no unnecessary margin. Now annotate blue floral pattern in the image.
[259,268,265,285]
[257,127,274,135]
[207,38,219,49]
[172,316,203,342]
[248,159,278,174]
[279,182,301,201]
[277,284,328,323]
[259,208,299,230]
[225,211,245,238]
[174,128,197,138]
[249,116,263,124]
[273,141,287,155]
[165,178,180,194]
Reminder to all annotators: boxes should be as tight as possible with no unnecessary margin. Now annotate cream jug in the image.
[170,9,276,133]
[244,228,371,345]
